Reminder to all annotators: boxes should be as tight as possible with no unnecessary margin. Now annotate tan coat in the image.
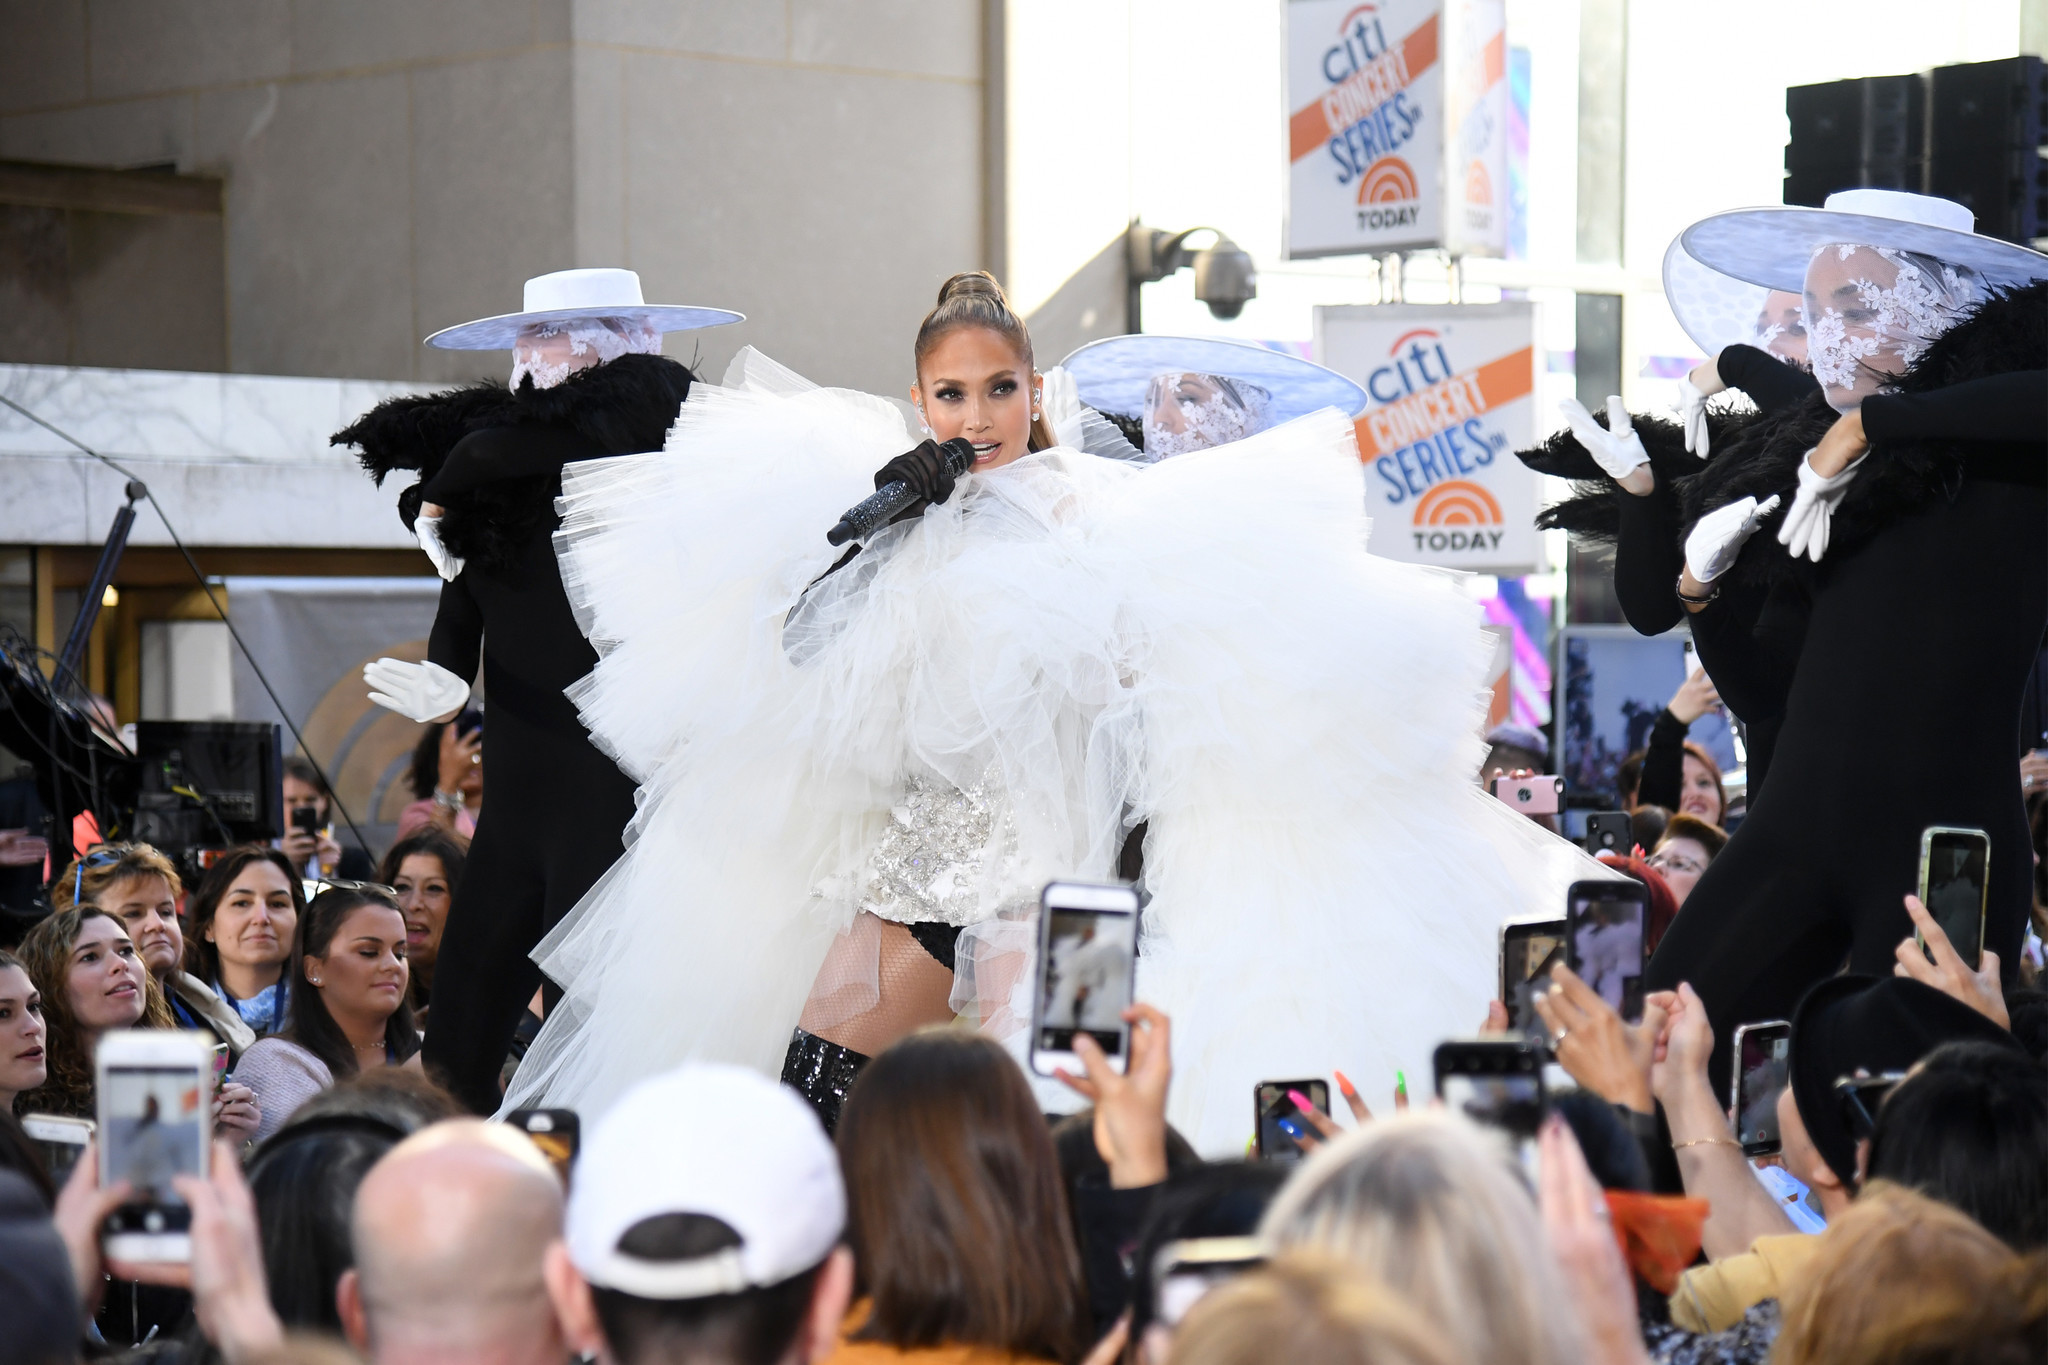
[1668,1232,1823,1333]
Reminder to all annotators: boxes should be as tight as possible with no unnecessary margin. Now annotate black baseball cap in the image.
[1789,975,2022,1187]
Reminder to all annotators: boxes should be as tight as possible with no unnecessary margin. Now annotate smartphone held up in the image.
[97,1029,214,1263]
[1030,881,1139,1078]
[1565,878,1650,1025]
[1916,826,1989,971]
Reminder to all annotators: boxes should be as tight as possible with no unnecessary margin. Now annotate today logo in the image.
[1356,155,1421,229]
[1410,479,1506,554]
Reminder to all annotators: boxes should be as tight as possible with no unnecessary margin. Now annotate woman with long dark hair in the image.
[184,845,305,1038]
[377,829,466,1012]
[828,1030,1087,1364]
[236,886,420,1141]
[14,906,175,1118]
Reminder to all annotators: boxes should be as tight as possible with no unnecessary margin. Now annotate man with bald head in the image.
[338,1119,572,1365]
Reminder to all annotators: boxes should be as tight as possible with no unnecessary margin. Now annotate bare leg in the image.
[799,913,956,1056]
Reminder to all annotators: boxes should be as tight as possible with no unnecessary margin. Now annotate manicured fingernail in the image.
[1288,1089,1317,1114]
[1334,1070,1358,1098]
[1395,1070,1408,1096]
[1278,1118,1304,1139]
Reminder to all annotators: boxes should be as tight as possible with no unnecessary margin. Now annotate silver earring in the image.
[1032,410,1041,420]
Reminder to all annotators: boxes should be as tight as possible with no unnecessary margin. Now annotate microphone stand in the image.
[55,479,147,699]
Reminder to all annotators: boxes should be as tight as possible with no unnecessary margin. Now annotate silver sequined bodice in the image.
[859,769,1019,928]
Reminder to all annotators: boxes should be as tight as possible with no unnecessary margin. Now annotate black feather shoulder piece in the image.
[330,354,695,572]
[1520,410,1709,543]
[1677,279,2046,589]
[332,353,694,486]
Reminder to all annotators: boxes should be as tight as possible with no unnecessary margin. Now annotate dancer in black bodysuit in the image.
[1527,189,2046,1090]
[1648,283,2043,1094]
[335,269,736,1113]
[1523,344,1820,803]
[337,356,692,1112]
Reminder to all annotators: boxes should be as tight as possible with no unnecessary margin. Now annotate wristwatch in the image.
[432,788,464,815]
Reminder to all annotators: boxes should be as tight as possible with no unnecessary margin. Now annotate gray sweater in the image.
[234,1038,332,1143]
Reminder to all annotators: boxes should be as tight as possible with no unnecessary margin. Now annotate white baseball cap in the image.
[566,1064,845,1299]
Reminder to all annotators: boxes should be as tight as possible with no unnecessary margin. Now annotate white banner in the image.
[1284,0,1507,259]
[1316,302,1541,574]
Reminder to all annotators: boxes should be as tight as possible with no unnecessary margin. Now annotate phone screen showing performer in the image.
[1031,882,1138,1077]
[1917,827,1990,971]
[1566,879,1649,1024]
[97,1031,212,1262]
[1730,1020,1791,1156]
[1500,918,1566,1039]
[1433,1039,1546,1141]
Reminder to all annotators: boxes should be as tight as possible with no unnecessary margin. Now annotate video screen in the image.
[1503,922,1565,1037]
[1735,1026,1791,1151]
[1037,908,1136,1055]
[103,1066,205,1205]
[1569,892,1646,1022]
[1439,1072,1544,1140]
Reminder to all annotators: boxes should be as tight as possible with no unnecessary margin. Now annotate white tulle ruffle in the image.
[501,347,1609,1151]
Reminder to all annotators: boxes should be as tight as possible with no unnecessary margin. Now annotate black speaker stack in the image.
[1785,56,2046,246]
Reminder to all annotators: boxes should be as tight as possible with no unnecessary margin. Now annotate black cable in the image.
[0,392,374,857]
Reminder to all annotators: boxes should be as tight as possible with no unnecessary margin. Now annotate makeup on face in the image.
[914,327,1038,473]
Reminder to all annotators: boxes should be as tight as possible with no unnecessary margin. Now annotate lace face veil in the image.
[511,316,664,391]
[1803,244,1982,410]
[1142,371,1274,457]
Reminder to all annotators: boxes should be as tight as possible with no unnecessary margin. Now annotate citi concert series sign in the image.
[1285,0,1508,259]
[1315,302,1539,574]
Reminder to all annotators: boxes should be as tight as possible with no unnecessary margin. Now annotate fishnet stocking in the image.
[800,912,957,1056]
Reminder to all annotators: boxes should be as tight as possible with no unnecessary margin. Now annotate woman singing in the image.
[503,273,1601,1149]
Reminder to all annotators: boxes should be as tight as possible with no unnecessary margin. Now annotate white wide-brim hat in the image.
[426,268,743,350]
[1681,189,2048,294]
[1059,334,1369,422]
[1662,236,1780,359]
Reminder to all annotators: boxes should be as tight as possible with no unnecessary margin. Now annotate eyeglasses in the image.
[1647,850,1706,877]
[1834,1070,1908,1140]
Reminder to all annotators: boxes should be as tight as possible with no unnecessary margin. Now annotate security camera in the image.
[1126,222,1259,326]
[1192,235,1257,320]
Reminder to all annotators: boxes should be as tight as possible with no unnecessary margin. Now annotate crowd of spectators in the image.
[1,676,2045,1365]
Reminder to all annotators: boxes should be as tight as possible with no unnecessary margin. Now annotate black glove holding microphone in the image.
[874,437,964,523]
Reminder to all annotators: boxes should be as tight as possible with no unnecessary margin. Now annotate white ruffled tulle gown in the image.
[499,348,1606,1153]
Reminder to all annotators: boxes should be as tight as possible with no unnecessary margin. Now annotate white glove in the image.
[1038,365,1085,451]
[1684,494,1781,585]
[415,513,464,582]
[1559,395,1649,482]
[1775,449,1866,563]
[1674,360,1726,458]
[363,658,470,723]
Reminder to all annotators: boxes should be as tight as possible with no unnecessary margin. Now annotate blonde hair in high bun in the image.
[914,271,1057,452]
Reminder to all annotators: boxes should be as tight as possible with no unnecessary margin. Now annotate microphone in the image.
[826,438,977,546]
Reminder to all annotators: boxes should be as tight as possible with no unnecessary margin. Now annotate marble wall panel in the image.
[191,75,418,379]
[569,0,786,60]
[790,0,981,80]
[620,51,983,397]
[410,47,579,384]
[288,0,558,74]
[88,0,293,101]
[0,0,89,114]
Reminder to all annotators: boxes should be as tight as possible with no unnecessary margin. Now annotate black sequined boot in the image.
[780,1028,870,1134]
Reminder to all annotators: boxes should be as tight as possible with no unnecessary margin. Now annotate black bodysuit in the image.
[335,355,692,1113]
[1637,295,2045,1092]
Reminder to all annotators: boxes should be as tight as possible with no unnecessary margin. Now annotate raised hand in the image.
[1893,893,2006,1029]
[1055,1003,1172,1188]
[1560,395,1652,493]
